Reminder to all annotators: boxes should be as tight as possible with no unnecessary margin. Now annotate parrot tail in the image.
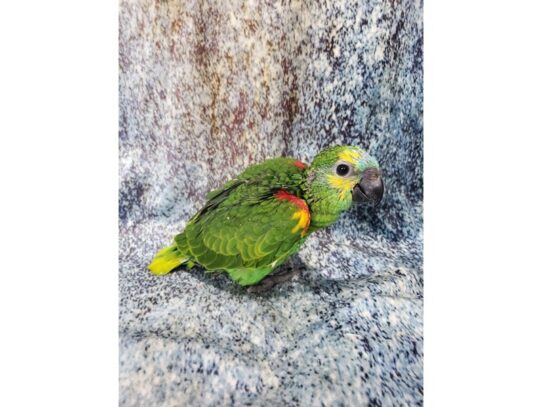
[148,244,188,275]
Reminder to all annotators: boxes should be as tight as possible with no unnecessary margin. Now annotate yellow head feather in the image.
[338,149,363,165]
[326,174,357,201]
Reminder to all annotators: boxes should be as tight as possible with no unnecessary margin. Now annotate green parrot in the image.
[148,145,384,287]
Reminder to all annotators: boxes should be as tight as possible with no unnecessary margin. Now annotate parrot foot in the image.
[247,268,301,293]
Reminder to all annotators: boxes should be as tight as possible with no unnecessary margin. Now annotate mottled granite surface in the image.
[119,0,423,405]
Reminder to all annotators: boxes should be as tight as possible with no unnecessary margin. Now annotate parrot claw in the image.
[247,268,301,293]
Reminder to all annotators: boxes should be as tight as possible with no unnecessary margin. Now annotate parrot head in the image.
[306,146,384,226]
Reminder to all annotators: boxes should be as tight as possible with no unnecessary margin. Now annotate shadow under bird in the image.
[149,145,384,288]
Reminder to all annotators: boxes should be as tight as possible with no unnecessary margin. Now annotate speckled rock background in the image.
[119,0,423,405]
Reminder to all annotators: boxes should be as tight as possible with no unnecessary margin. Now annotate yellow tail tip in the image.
[148,245,186,275]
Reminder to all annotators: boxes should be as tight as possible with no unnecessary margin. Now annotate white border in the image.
[425,0,542,405]
[0,1,118,405]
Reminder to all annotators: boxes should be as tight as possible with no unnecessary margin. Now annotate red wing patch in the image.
[293,160,307,169]
[274,190,310,236]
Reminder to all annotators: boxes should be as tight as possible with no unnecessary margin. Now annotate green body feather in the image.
[148,146,381,286]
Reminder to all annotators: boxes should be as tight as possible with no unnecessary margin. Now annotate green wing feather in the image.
[175,157,309,285]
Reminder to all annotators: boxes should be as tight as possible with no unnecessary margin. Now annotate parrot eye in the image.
[336,163,351,177]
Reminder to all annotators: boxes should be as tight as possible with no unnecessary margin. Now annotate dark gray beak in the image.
[352,168,384,204]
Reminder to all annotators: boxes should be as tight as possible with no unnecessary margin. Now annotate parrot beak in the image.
[352,168,384,204]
